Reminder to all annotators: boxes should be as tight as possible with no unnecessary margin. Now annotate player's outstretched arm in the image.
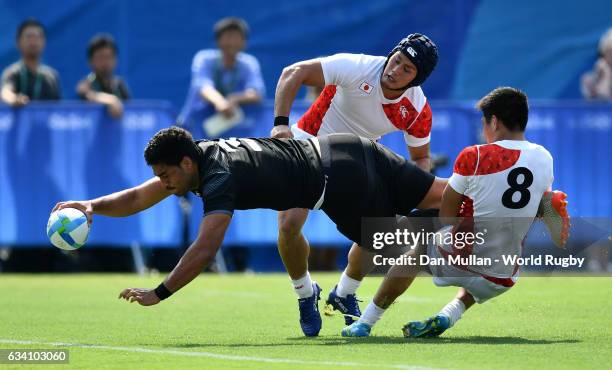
[118,213,232,306]
[52,177,172,223]
[163,213,231,292]
[270,59,325,138]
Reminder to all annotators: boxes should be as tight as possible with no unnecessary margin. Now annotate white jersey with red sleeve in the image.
[443,140,554,279]
[291,53,432,147]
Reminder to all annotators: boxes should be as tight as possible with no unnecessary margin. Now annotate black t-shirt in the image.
[192,137,325,216]
[1,61,61,100]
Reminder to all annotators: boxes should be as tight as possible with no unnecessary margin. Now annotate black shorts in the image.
[318,134,435,249]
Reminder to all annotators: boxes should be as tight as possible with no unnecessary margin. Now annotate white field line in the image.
[0,338,449,370]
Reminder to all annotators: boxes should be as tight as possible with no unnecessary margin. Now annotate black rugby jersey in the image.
[192,137,325,216]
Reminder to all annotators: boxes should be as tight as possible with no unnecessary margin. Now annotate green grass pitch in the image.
[0,273,610,370]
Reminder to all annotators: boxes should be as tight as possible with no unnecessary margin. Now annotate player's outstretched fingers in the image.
[59,201,78,211]
[118,288,129,299]
[131,289,146,302]
[129,294,141,303]
[119,288,138,300]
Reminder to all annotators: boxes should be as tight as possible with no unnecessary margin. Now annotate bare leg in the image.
[373,244,428,309]
[344,245,428,334]
[455,287,476,310]
[341,213,440,299]
[326,243,374,324]
[345,243,376,280]
[278,208,323,336]
[277,208,310,280]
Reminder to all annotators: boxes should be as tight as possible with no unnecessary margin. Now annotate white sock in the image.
[336,270,361,298]
[438,298,466,327]
[292,272,314,299]
[358,302,386,327]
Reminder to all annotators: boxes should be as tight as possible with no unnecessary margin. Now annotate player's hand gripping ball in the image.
[46,208,90,250]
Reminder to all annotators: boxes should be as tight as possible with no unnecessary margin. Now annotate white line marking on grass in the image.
[0,338,447,370]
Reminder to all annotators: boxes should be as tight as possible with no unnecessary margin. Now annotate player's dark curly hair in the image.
[144,126,200,166]
[477,87,529,132]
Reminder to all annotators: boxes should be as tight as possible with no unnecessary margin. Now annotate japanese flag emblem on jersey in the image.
[359,81,373,94]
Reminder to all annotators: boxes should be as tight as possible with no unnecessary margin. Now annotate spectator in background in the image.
[178,17,265,128]
[77,34,130,118]
[581,28,612,99]
[1,18,61,106]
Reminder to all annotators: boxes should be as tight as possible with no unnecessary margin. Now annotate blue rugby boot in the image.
[298,282,322,336]
[341,321,371,337]
[402,314,451,338]
[324,285,362,325]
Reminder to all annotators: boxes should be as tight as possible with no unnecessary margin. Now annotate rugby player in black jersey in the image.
[52,126,446,322]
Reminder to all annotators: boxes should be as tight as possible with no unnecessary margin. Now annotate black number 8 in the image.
[502,167,533,209]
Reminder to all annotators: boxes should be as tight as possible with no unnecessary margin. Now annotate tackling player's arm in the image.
[119,213,232,306]
[52,177,172,223]
[270,59,325,138]
[408,143,432,172]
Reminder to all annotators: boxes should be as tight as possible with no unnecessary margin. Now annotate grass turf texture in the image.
[0,273,609,370]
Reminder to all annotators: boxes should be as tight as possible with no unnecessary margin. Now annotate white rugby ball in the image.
[46,208,90,250]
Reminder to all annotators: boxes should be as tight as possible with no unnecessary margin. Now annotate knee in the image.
[278,212,306,237]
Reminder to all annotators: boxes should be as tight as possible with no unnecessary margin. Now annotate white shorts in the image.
[427,243,516,303]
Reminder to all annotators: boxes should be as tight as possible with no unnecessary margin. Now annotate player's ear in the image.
[490,115,499,131]
[180,156,193,171]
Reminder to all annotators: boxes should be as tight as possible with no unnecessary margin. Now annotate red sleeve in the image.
[406,101,432,138]
[475,144,521,175]
[453,146,478,176]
